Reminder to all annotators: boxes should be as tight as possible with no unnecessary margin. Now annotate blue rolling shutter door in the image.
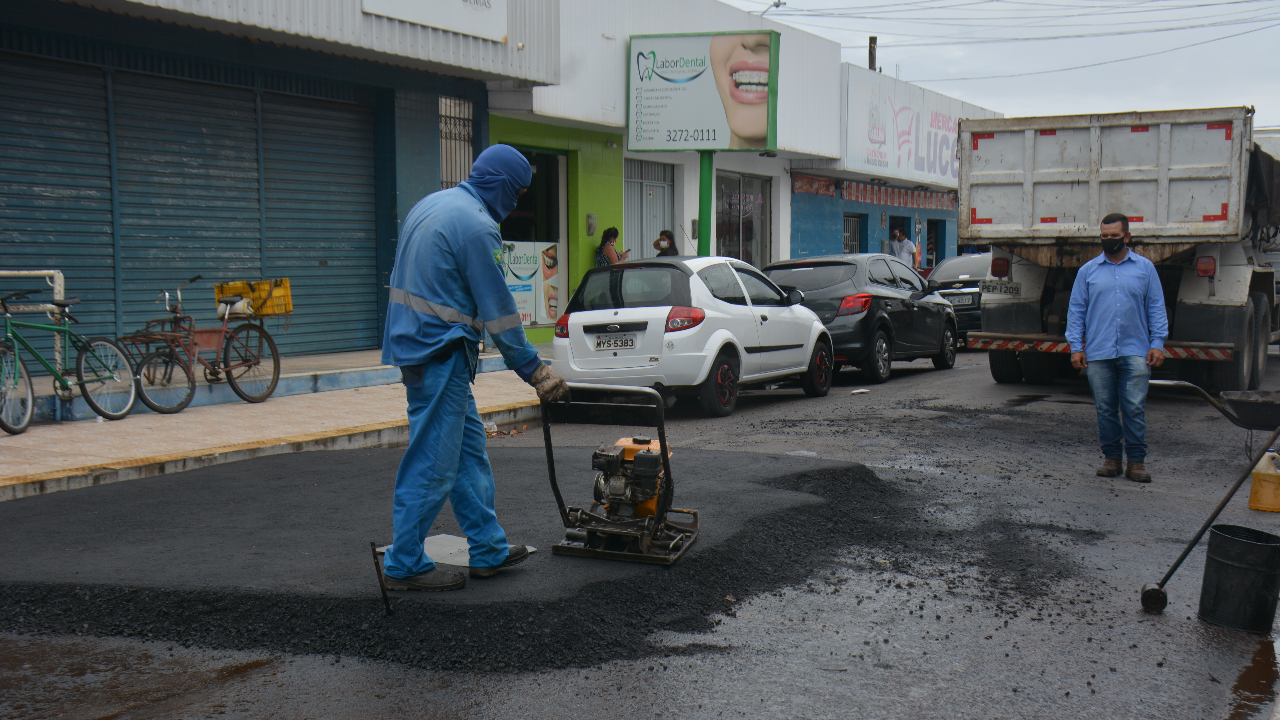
[0,54,115,363]
[262,95,378,354]
[112,74,261,333]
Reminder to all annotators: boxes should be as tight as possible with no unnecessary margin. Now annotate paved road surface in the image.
[3,350,1280,719]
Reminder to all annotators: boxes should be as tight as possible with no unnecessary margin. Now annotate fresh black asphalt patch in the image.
[0,445,1099,671]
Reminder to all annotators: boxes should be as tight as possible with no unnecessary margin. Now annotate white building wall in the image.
[68,0,560,83]
[537,0,840,159]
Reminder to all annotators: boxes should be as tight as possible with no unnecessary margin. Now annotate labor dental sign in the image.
[628,31,779,153]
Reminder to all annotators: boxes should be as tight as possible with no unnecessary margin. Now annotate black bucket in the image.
[1198,525,1280,633]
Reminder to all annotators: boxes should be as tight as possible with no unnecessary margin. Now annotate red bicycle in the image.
[119,275,281,414]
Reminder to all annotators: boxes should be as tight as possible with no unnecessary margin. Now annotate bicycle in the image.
[119,275,281,414]
[1,290,136,435]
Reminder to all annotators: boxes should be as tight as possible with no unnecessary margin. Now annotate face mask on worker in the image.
[658,239,669,248]
[1101,235,1126,256]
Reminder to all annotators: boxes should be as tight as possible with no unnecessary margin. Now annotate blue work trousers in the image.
[1085,355,1151,462]
[383,351,510,578]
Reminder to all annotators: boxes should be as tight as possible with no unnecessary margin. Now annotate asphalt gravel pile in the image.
[0,446,1102,672]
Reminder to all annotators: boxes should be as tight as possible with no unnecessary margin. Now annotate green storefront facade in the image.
[488,116,624,344]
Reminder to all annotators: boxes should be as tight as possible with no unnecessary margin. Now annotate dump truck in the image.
[958,106,1280,391]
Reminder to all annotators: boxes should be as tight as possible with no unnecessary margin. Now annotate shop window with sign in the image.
[498,152,566,327]
[716,172,771,267]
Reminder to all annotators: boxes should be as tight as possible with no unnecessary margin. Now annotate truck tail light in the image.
[836,294,872,317]
[991,257,1010,279]
[1196,256,1216,278]
[554,313,570,338]
[666,306,705,332]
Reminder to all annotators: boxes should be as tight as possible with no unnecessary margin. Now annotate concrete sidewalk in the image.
[0,369,540,503]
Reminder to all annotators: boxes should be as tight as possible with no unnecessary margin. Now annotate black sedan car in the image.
[764,253,957,383]
[925,252,990,340]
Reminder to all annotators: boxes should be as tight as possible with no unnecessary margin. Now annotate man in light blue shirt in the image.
[1067,213,1168,483]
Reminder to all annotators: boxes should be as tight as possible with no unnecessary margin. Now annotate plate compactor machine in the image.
[541,384,698,564]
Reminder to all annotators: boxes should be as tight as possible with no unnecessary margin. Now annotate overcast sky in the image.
[723,0,1280,132]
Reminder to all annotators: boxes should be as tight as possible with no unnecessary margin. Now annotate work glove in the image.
[529,363,570,403]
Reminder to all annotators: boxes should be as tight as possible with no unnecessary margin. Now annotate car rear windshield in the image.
[765,263,857,291]
[930,254,991,282]
[565,265,691,312]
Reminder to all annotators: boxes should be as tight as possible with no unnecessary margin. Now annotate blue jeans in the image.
[1085,355,1151,462]
[383,351,510,579]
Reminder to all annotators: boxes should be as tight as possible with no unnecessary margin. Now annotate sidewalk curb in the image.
[0,399,541,503]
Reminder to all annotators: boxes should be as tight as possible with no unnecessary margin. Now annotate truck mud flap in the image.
[980,301,1041,335]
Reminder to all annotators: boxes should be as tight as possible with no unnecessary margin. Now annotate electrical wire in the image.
[908,20,1280,80]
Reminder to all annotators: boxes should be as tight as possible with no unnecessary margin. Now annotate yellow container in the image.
[1249,450,1280,512]
[214,278,292,317]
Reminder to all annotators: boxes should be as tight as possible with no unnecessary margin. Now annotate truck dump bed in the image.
[958,107,1272,246]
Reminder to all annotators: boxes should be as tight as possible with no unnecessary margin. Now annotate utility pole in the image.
[868,36,876,71]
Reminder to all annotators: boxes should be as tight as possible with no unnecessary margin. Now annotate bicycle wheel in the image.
[136,349,195,414]
[0,345,33,435]
[223,323,280,403]
[76,337,136,420]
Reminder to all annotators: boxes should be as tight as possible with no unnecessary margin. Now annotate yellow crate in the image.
[214,278,292,317]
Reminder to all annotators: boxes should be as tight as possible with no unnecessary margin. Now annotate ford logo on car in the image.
[607,324,620,332]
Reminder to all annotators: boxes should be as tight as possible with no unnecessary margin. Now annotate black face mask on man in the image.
[1101,235,1126,256]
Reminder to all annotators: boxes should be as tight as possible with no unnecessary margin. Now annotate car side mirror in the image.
[787,289,805,306]
[927,279,939,291]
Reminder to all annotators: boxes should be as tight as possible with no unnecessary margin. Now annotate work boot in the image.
[470,544,533,578]
[1096,458,1123,477]
[383,567,467,592]
[1126,461,1152,483]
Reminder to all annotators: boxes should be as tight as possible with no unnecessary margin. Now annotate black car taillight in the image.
[836,294,872,317]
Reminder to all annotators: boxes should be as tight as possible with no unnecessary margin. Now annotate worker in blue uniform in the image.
[381,144,569,592]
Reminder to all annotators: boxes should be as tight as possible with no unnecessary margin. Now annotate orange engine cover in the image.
[614,437,670,517]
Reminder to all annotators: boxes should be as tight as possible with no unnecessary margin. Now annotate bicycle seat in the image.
[218,295,243,305]
[51,298,81,307]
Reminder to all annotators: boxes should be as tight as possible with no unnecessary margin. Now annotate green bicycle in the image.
[1,289,137,435]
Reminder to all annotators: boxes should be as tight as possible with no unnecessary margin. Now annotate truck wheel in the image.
[1250,292,1270,390]
[989,350,1023,383]
[1211,296,1256,392]
[1020,351,1058,385]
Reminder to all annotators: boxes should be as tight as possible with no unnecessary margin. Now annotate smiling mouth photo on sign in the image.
[711,33,771,149]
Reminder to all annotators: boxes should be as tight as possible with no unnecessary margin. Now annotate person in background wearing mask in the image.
[890,229,916,267]
[381,144,570,592]
[596,227,629,266]
[1067,213,1167,483]
[653,229,679,257]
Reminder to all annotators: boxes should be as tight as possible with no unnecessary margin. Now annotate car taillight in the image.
[836,294,872,317]
[991,257,1010,278]
[665,306,705,332]
[1197,256,1216,278]
[554,313,570,338]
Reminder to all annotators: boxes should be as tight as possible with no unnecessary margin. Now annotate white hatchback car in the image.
[552,256,833,416]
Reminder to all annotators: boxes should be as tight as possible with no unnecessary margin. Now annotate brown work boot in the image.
[1096,458,1123,477]
[1126,462,1152,483]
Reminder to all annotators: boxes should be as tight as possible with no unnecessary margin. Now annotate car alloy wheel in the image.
[875,336,889,376]
[715,362,737,407]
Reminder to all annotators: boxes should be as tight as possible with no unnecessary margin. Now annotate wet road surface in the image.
[4,350,1280,718]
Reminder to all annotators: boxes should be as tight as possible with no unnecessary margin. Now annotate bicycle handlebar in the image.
[2,289,45,302]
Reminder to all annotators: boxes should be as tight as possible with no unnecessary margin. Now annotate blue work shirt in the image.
[381,182,541,380]
[1066,250,1168,361]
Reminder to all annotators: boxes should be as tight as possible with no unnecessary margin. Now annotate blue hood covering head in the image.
[465,145,532,222]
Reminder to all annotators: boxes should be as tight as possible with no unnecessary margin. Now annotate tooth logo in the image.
[637,51,656,82]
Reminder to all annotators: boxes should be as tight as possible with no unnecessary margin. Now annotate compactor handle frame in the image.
[539,384,676,530]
